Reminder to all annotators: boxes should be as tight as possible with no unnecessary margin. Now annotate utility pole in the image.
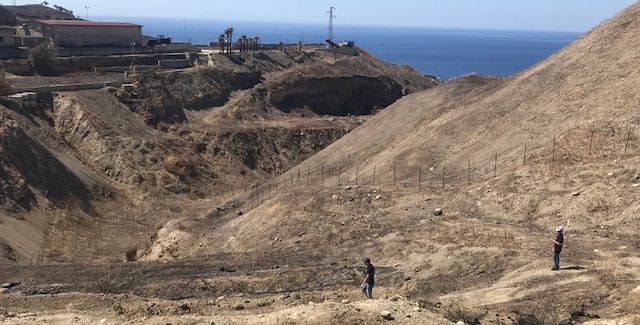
[327,6,336,42]
[85,6,90,20]
[184,20,188,44]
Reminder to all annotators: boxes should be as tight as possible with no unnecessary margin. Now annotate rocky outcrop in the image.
[121,50,439,124]
[119,68,263,125]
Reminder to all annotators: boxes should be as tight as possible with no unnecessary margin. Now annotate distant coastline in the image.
[98,16,578,80]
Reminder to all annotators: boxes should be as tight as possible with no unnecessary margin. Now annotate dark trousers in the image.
[553,250,561,269]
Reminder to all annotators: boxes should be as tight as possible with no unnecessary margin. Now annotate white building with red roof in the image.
[30,20,142,48]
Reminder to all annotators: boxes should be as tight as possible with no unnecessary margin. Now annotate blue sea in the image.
[101,16,579,80]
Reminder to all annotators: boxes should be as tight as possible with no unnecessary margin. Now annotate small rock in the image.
[374,195,382,201]
[177,304,191,314]
[571,191,581,197]
[433,208,443,216]
[456,321,465,325]
[633,184,640,188]
[332,194,339,200]
[234,304,245,310]
[216,296,225,303]
[607,172,614,177]
[0,288,8,294]
[308,301,315,305]
[380,310,394,321]
[1,283,18,289]
[341,299,350,304]
[345,186,352,190]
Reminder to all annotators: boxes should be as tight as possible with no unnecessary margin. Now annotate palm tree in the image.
[218,33,226,54]
[240,35,248,52]
[224,27,234,53]
[253,36,260,51]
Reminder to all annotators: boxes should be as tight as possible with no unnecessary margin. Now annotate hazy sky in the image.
[4,0,638,32]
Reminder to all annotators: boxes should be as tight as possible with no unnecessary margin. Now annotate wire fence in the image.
[230,125,639,213]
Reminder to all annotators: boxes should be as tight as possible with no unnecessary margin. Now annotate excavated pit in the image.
[269,76,405,116]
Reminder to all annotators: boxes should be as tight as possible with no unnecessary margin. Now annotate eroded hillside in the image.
[0,48,437,266]
[128,3,640,324]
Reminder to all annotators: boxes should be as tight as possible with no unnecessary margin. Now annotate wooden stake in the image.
[373,166,377,186]
[321,165,324,187]
[338,164,342,186]
[589,129,594,156]
[494,152,498,178]
[393,165,396,189]
[552,133,557,163]
[523,143,527,166]
[356,165,359,185]
[418,166,422,190]
[442,166,445,189]
[468,160,471,185]
[624,127,633,157]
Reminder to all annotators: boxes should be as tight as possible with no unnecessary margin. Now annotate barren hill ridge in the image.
[144,3,640,324]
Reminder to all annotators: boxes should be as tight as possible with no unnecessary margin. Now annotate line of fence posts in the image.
[238,126,639,213]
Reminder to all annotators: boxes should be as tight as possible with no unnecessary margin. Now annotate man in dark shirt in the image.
[361,257,375,299]
[551,226,564,271]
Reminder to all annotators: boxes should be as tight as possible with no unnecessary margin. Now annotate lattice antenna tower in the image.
[327,6,336,42]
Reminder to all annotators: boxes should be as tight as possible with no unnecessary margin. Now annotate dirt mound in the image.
[0,114,91,212]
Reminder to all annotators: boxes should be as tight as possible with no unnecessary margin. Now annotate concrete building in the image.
[32,20,142,48]
[0,26,16,47]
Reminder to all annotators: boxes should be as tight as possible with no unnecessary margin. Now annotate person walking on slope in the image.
[361,258,375,299]
[551,226,564,271]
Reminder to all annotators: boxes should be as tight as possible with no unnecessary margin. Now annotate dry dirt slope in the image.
[0,47,437,266]
[143,3,640,323]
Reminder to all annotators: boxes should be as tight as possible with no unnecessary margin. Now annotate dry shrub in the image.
[586,196,612,213]
[444,304,482,325]
[164,154,199,179]
[28,45,57,76]
[125,248,138,262]
[156,121,170,132]
[97,264,124,294]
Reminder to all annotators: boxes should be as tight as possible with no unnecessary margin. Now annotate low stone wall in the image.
[10,80,124,94]
[0,48,28,60]
[54,44,202,57]
[316,47,358,56]
[158,59,191,69]
[51,53,194,74]
[0,59,31,75]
